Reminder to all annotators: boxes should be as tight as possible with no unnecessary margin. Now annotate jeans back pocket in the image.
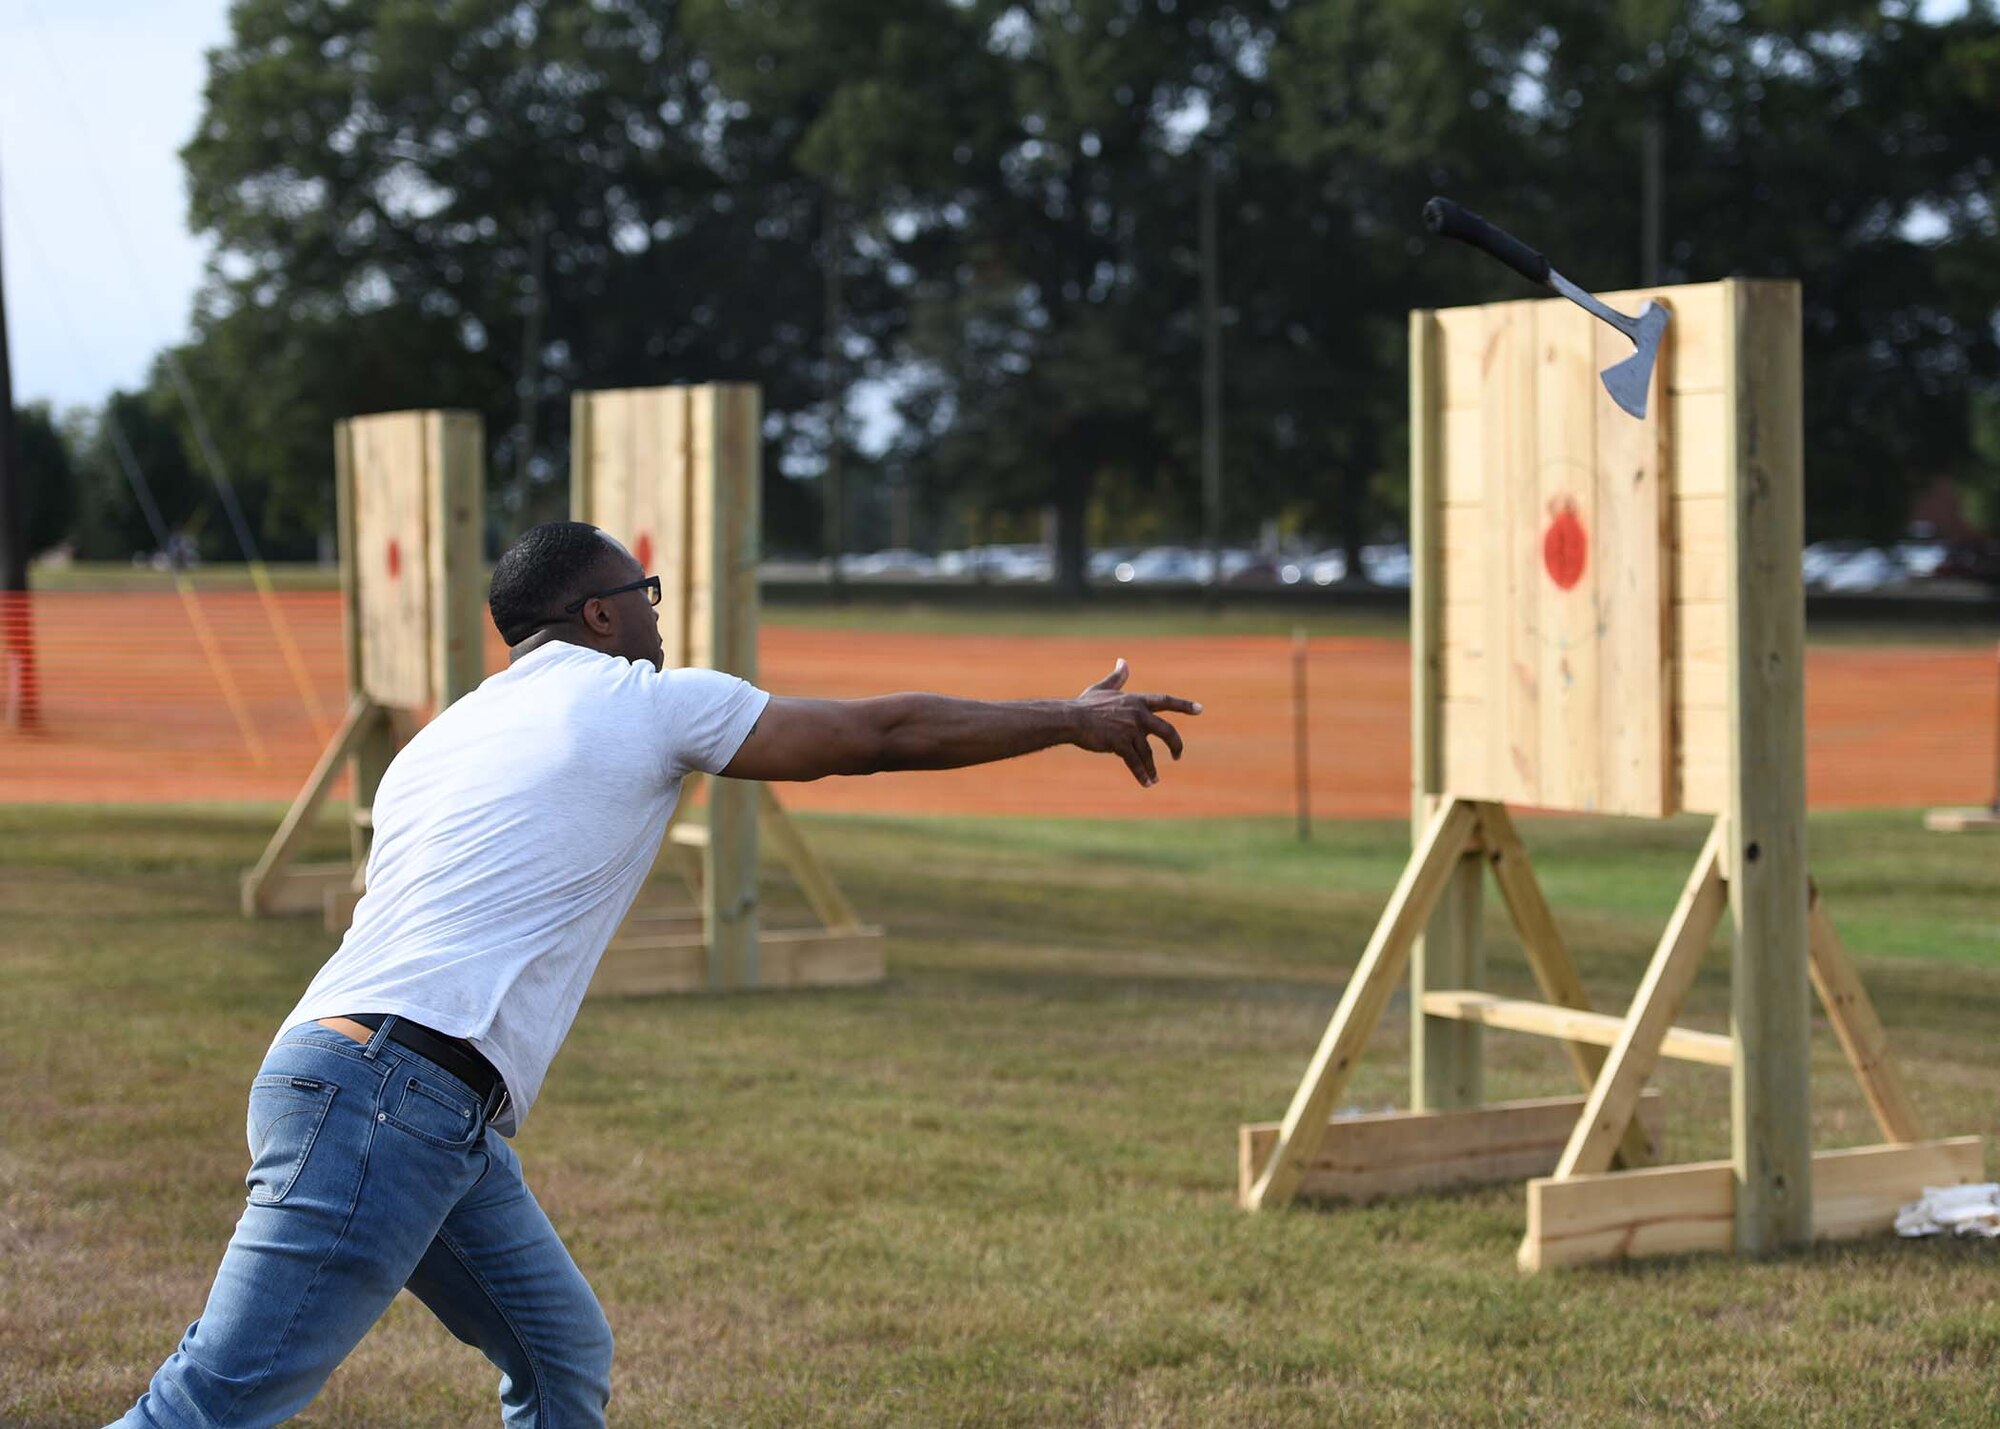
[246,1074,338,1205]
[383,1072,480,1149]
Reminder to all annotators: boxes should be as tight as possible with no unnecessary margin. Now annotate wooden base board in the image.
[589,927,885,997]
[1238,1092,1666,1208]
[1521,1136,1985,1271]
[1925,807,2000,833]
[238,862,355,918]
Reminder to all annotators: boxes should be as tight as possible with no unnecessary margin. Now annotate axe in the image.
[1423,197,1668,420]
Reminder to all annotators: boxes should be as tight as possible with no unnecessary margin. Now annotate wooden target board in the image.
[570,385,760,680]
[1427,281,1732,818]
[340,410,485,711]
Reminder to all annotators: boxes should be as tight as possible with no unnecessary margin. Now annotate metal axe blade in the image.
[1548,276,1670,420]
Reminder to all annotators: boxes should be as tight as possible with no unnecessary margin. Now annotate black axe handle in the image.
[1423,197,1551,287]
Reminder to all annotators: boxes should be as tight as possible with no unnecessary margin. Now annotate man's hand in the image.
[1071,658,1202,787]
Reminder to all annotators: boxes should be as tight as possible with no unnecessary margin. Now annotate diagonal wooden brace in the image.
[1552,819,1730,1180]
[1475,802,1657,1168]
[1246,797,1479,1210]
[1807,879,1923,1144]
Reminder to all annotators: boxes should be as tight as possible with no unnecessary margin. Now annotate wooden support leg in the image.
[706,773,760,989]
[1411,848,1484,1111]
[1807,880,1924,1144]
[759,785,861,931]
[241,695,380,915]
[1552,819,1729,1180]
[1476,802,1655,1168]
[1245,797,1478,1210]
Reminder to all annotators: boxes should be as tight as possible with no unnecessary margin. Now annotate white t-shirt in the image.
[277,642,770,1135]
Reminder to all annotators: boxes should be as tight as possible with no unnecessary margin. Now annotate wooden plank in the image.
[1239,1093,1666,1208]
[1441,698,1487,795]
[1535,299,1602,813]
[241,694,380,914]
[1593,302,1673,817]
[686,388,717,670]
[1482,301,1541,806]
[352,413,432,709]
[1674,494,1730,604]
[1670,389,1729,497]
[1674,600,1729,713]
[245,863,359,918]
[1436,305,1485,411]
[427,411,486,704]
[1421,992,1733,1067]
[591,927,885,998]
[1522,1137,1985,1271]
[1553,820,1730,1179]
[759,786,862,932]
[1924,807,2000,833]
[658,387,692,670]
[568,391,594,526]
[1245,797,1479,1210]
[1438,504,1486,610]
[334,421,363,698]
[1807,883,1924,1144]
[1441,406,1483,505]
[1677,705,1730,814]
[1726,278,1813,1254]
[1410,308,1484,1112]
[1812,1137,1983,1240]
[696,387,761,988]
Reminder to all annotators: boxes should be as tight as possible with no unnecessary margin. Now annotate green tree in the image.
[179,0,850,557]
[13,404,77,557]
[68,389,204,561]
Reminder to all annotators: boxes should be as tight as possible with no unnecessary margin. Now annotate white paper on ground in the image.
[1895,1182,2000,1238]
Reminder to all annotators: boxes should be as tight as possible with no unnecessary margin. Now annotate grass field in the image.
[4,805,1999,1425]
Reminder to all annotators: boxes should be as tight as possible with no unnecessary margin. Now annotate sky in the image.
[0,0,230,411]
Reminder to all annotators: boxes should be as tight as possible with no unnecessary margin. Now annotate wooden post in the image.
[427,412,487,706]
[1725,279,1812,1253]
[1408,309,1485,1113]
[698,386,761,989]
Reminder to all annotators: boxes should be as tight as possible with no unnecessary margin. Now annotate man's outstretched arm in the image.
[718,659,1200,788]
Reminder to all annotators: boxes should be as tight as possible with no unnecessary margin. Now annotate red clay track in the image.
[0,591,1993,816]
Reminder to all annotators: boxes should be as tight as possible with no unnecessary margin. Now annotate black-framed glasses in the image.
[560,575,661,616]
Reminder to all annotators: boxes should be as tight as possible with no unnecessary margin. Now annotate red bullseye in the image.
[635,533,653,570]
[386,538,402,581]
[1543,503,1587,591]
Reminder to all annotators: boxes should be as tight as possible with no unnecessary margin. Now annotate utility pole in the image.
[0,159,39,729]
[1641,110,1663,286]
[1200,149,1222,601]
[822,189,846,594]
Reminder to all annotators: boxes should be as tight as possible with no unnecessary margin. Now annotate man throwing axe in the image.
[111,521,1199,1427]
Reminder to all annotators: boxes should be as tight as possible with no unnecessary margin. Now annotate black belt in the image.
[346,1013,507,1117]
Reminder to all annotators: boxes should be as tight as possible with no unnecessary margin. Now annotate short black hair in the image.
[488,521,621,644]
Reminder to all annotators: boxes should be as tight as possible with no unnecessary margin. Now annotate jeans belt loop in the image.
[361,1014,397,1060]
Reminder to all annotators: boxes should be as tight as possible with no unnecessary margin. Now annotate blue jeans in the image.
[111,1019,613,1427]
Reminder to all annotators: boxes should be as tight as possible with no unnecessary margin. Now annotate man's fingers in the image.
[1141,693,1202,715]
[1131,735,1159,785]
[1120,745,1151,786]
[1082,658,1130,693]
[1142,711,1184,760]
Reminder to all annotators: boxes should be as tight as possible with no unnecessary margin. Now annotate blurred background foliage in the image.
[16,0,2000,590]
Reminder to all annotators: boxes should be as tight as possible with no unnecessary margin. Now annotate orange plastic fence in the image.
[0,590,1993,816]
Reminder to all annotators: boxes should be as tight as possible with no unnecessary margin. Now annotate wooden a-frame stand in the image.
[242,411,484,924]
[573,384,883,996]
[1237,798,1979,1268]
[1239,281,1981,1269]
